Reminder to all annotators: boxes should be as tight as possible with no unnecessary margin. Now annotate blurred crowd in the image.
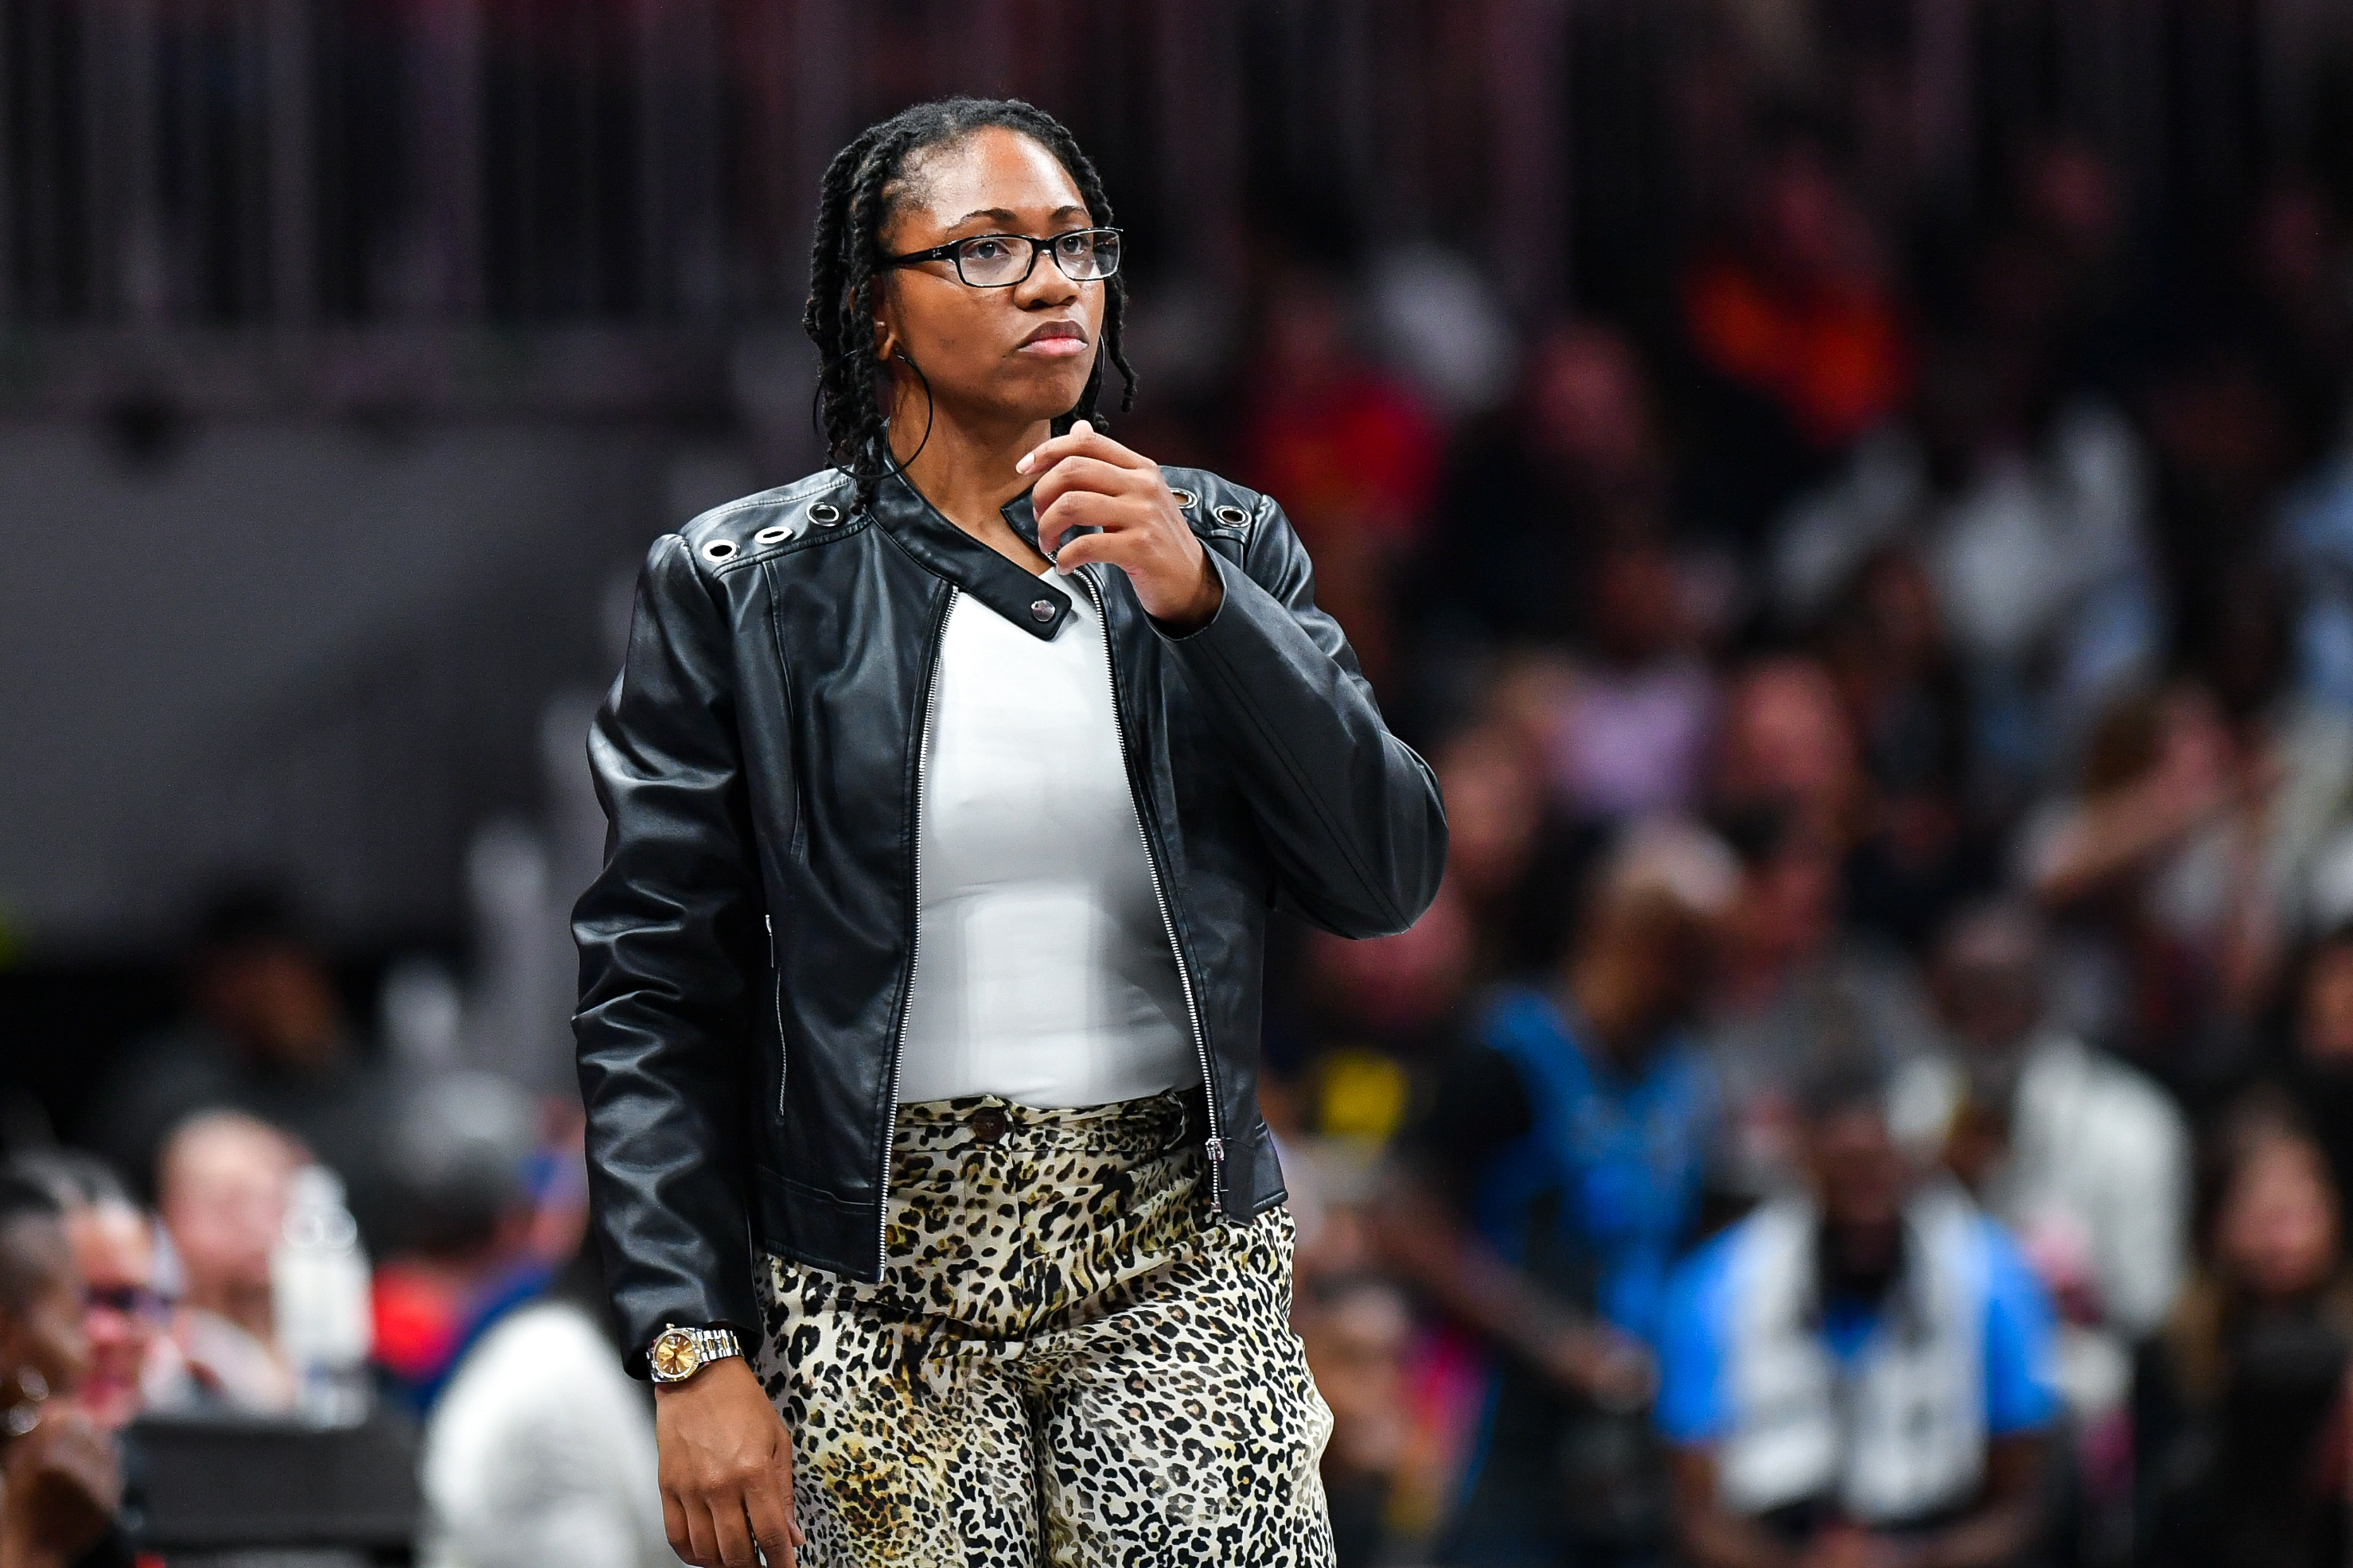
[14,80,2353,1568]
[0,881,674,1567]
[1172,112,2353,1568]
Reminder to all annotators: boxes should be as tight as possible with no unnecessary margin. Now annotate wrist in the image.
[1151,544,1224,636]
[647,1324,743,1385]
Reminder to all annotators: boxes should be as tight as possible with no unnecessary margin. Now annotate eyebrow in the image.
[950,205,1089,228]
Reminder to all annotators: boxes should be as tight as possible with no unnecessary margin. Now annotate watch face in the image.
[650,1330,703,1381]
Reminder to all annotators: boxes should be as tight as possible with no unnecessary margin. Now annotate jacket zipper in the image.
[1077,567,1226,1212]
[876,586,957,1270]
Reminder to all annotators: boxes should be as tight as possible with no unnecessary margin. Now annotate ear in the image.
[871,285,900,364]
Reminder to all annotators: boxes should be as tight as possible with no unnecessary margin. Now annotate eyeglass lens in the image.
[956,231,1119,286]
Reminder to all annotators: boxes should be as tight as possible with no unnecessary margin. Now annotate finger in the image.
[745,1473,797,1568]
[1028,452,1144,516]
[682,1493,720,1568]
[662,1490,697,1566]
[1047,531,1121,574]
[1015,418,1147,477]
[711,1487,760,1568]
[1036,490,1130,558]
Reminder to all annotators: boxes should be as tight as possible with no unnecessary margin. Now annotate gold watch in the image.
[647,1324,742,1383]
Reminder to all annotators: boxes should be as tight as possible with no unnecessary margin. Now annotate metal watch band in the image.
[649,1323,743,1382]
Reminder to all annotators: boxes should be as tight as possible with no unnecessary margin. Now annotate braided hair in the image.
[804,98,1137,514]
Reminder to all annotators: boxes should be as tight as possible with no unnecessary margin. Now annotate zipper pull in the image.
[1204,1136,1225,1163]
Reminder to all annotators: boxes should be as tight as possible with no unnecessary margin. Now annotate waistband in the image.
[893,1080,1211,1158]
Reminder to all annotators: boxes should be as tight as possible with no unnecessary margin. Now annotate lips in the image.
[1018,321,1089,356]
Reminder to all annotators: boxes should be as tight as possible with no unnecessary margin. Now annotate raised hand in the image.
[1018,420,1224,632]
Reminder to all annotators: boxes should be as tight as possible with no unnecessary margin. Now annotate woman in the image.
[2144,1096,2353,1568]
[0,1176,125,1568]
[573,97,1446,1568]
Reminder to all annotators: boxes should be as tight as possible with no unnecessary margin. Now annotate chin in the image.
[994,361,1097,420]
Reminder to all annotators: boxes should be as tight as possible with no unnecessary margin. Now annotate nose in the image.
[1012,246,1081,309]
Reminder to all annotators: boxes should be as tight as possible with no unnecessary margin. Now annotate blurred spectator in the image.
[1424,321,1676,647]
[1682,129,1912,546]
[1299,1272,1418,1568]
[1378,819,1738,1564]
[2,1155,167,1435]
[1704,754,1941,1200]
[1658,1065,2055,1568]
[1772,341,2159,801]
[2143,1095,2353,1568]
[1897,902,2190,1344]
[1811,546,1985,951]
[2237,181,2353,467]
[1894,901,2189,1557]
[82,884,392,1234]
[388,1072,673,1568]
[1496,536,1720,827]
[1711,655,1864,846]
[150,1112,300,1415]
[0,1174,129,1568]
[1429,724,1556,979]
[2020,681,2299,1103]
[2277,924,2353,1212]
[1237,261,1443,690]
[2276,410,2353,722]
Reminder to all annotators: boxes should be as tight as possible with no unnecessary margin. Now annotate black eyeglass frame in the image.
[878,227,1124,288]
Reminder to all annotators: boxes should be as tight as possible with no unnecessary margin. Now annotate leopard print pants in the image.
[752,1087,1337,1566]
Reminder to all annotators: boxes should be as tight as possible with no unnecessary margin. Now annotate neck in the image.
[1565,957,1652,1067]
[1820,1219,1904,1298]
[194,1278,276,1344]
[887,384,1054,566]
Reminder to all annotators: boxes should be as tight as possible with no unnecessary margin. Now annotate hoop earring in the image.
[881,348,937,481]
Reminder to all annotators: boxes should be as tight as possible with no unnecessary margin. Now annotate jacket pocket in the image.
[765,914,788,1119]
[766,576,811,863]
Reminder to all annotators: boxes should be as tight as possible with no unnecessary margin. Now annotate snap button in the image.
[1212,504,1249,527]
[808,501,843,526]
[1029,599,1057,624]
[970,1107,1008,1146]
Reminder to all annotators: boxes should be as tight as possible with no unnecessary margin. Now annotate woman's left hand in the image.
[1019,420,1223,633]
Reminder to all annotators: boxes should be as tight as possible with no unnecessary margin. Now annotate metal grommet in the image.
[808,501,843,527]
[754,525,789,545]
[1029,599,1058,624]
[1212,504,1249,527]
[703,539,737,561]
[1168,488,1198,509]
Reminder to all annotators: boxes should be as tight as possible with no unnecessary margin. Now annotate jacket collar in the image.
[867,461,1072,640]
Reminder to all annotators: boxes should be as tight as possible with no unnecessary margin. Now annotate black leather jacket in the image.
[573,461,1447,1367]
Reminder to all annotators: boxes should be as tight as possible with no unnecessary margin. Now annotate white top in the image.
[420,1301,683,1568]
[894,566,1198,1107]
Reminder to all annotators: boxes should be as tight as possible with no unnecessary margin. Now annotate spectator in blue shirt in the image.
[1657,1063,2055,1568]
[1378,819,1739,1564]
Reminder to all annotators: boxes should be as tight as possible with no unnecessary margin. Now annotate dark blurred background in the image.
[13,2,2353,1566]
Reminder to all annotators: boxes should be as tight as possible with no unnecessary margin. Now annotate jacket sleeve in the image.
[1159,495,1447,937]
[572,533,762,1374]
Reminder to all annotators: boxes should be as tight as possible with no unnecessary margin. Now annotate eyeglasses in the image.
[880,228,1123,288]
[84,1284,172,1324]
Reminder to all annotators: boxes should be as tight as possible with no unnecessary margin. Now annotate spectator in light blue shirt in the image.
[1657,1062,2055,1568]
[1377,820,1741,1564]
